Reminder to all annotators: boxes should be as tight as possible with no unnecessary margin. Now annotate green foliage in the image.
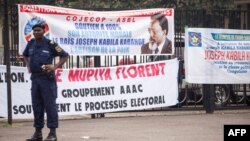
[64,0,236,10]
[66,0,160,10]
[178,0,236,10]
[14,0,56,5]
[9,0,236,10]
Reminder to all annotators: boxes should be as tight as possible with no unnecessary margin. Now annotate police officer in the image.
[23,23,69,141]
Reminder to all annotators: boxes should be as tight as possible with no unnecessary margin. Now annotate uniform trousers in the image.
[31,74,58,128]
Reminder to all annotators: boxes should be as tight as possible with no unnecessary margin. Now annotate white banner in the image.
[0,59,179,119]
[18,4,174,55]
[185,28,250,84]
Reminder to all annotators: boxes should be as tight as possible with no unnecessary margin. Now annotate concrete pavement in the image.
[0,109,250,141]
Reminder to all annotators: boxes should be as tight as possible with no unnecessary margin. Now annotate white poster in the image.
[0,59,179,119]
[185,28,250,84]
[18,4,174,55]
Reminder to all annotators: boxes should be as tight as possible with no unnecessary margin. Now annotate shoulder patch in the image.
[55,46,62,52]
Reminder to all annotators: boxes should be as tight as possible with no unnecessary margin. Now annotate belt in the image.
[31,72,47,76]
[31,71,55,80]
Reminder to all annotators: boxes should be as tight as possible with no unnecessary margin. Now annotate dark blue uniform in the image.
[23,37,69,129]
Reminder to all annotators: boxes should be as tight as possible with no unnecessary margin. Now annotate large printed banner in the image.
[185,28,250,84]
[0,59,178,119]
[18,4,174,55]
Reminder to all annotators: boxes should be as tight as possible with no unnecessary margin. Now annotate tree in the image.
[13,0,56,5]
[6,0,236,10]
[163,0,235,10]
[62,0,236,10]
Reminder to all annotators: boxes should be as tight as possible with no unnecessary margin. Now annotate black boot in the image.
[26,128,43,141]
[44,128,57,141]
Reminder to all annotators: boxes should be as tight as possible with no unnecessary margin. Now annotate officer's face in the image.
[148,21,166,44]
[33,27,45,39]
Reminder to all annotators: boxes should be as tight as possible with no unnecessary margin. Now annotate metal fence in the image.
[1,4,250,112]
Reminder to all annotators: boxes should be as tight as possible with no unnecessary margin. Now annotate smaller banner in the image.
[0,59,179,119]
[185,28,250,84]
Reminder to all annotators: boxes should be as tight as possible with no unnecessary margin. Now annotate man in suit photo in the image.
[141,13,172,55]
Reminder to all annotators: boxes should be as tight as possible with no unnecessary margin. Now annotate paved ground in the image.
[0,109,250,141]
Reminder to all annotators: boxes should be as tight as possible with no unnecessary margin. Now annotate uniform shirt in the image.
[23,37,69,73]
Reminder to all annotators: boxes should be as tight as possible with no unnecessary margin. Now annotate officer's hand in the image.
[43,64,56,72]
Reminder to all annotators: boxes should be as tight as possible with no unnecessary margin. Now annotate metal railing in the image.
[1,5,250,112]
